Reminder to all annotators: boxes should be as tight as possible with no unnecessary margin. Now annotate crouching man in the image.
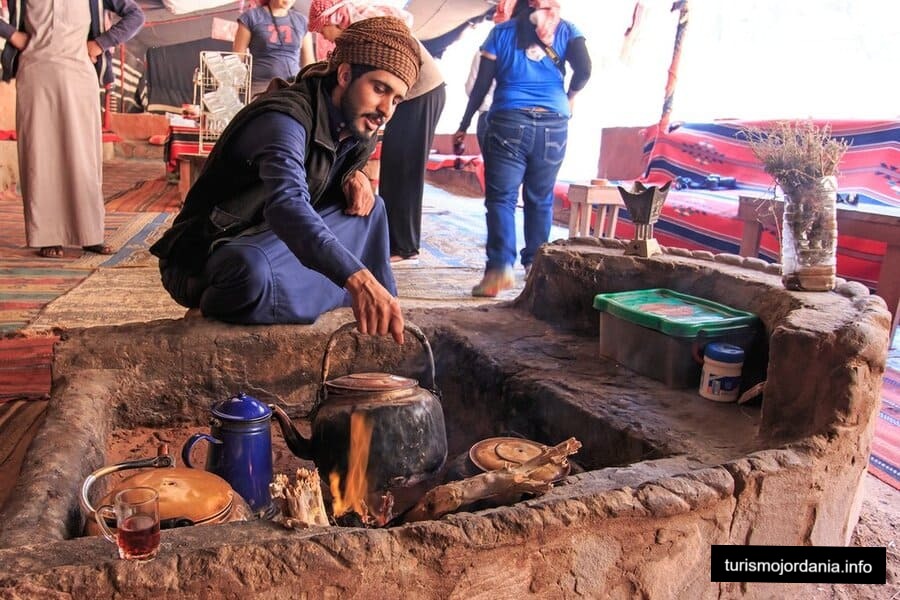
[150,17,420,344]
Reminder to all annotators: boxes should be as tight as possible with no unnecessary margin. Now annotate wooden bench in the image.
[738,195,900,337]
[567,182,625,239]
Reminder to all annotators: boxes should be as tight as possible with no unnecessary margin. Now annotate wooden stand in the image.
[567,183,624,239]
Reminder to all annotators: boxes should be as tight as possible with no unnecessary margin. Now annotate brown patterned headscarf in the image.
[301,16,420,89]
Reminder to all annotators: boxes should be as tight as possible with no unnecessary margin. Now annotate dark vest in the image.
[149,76,374,273]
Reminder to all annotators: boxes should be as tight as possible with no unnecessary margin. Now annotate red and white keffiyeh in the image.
[308,0,413,34]
[528,0,561,45]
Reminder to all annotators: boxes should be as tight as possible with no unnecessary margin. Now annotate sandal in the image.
[82,243,115,255]
[38,246,64,258]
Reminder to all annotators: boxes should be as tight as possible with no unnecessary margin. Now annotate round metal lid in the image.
[325,372,418,393]
[212,392,272,422]
[100,468,235,525]
[469,437,570,483]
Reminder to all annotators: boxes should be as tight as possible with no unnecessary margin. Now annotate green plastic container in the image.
[592,288,758,388]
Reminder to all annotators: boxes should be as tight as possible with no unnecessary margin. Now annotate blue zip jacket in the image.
[0,0,144,84]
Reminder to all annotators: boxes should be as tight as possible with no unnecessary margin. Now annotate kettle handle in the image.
[80,454,175,521]
[321,322,437,392]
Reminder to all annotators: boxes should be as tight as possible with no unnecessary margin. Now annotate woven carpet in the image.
[0,267,90,335]
[0,198,167,268]
[23,267,186,332]
[105,176,182,213]
[101,160,167,203]
[0,194,175,332]
[396,266,524,308]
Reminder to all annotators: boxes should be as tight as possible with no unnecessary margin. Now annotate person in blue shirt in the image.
[453,0,591,297]
[233,0,314,97]
[151,17,420,344]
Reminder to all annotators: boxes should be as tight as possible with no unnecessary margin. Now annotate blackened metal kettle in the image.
[270,323,447,491]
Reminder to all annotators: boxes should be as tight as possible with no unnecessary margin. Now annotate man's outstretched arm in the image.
[240,112,404,343]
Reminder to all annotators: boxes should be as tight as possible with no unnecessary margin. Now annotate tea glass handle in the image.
[94,504,117,544]
[320,322,437,391]
[181,433,222,468]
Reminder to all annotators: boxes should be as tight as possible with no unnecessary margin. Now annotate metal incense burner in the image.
[617,181,671,258]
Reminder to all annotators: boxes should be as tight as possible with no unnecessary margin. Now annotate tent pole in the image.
[658,0,689,131]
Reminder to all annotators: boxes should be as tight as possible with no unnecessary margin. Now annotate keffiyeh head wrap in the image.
[302,15,420,89]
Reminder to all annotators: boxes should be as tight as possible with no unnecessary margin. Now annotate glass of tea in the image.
[95,487,161,561]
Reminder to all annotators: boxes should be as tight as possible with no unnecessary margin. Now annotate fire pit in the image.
[0,242,890,598]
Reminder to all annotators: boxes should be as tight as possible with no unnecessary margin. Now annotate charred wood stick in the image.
[403,437,581,523]
[270,468,331,529]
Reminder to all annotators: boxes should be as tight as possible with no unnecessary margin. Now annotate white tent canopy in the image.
[435,0,899,180]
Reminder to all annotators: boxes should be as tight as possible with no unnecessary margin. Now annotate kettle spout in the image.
[269,404,313,460]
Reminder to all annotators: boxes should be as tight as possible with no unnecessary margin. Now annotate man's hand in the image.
[87,40,103,64]
[345,269,405,344]
[9,31,30,51]
[343,170,375,216]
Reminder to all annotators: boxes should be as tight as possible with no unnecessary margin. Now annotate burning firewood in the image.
[270,468,331,529]
[403,437,582,522]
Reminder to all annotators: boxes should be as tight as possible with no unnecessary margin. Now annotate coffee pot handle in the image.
[181,433,223,468]
[320,322,437,391]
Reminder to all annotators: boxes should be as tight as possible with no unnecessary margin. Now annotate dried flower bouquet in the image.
[743,121,849,289]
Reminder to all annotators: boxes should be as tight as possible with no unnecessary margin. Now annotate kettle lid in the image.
[212,392,272,422]
[469,437,570,483]
[325,372,418,393]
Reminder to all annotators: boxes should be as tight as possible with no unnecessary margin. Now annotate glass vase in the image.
[780,175,838,291]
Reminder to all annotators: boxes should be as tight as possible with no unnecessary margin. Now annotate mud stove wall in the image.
[0,242,890,599]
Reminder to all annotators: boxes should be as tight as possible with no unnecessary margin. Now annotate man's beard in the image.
[340,83,386,141]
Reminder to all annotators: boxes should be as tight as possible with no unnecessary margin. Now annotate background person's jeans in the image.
[481,109,568,271]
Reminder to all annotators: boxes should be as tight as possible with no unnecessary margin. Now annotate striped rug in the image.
[0,199,166,269]
[0,268,89,335]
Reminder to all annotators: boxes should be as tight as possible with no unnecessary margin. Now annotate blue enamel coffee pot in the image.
[182,392,273,514]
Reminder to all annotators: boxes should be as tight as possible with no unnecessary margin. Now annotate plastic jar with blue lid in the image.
[699,343,745,402]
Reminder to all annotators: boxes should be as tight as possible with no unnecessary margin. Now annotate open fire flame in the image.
[329,411,374,521]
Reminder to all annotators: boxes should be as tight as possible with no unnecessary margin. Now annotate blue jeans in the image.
[481,109,568,270]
